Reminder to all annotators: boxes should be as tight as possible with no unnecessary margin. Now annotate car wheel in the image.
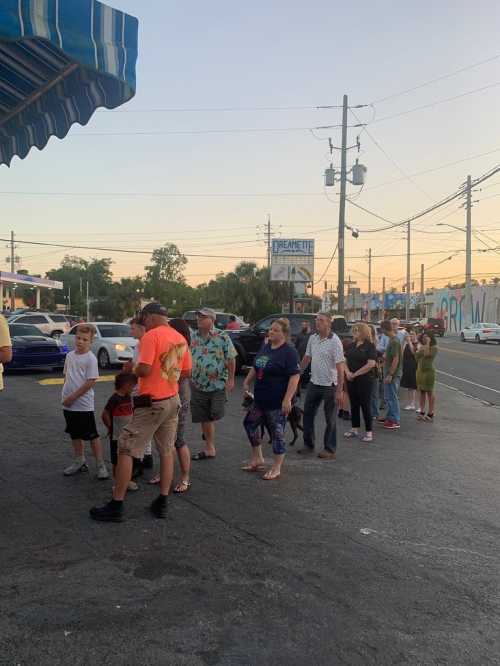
[51,330,63,339]
[475,334,481,344]
[98,348,110,369]
[460,332,465,342]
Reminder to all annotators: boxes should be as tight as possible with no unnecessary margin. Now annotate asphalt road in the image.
[0,369,499,665]
[436,336,500,406]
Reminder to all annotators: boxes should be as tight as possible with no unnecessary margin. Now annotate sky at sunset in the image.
[2,0,500,295]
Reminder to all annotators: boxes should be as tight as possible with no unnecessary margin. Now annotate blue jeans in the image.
[384,376,401,424]
[303,383,337,452]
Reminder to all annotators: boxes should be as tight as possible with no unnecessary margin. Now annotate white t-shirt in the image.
[306,333,345,386]
[61,350,99,412]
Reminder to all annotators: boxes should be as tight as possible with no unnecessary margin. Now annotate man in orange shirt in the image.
[90,303,192,522]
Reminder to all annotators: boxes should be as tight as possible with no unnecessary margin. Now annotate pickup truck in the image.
[227,312,351,373]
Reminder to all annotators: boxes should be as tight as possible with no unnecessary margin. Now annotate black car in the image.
[228,313,350,372]
[423,317,445,337]
[6,323,67,371]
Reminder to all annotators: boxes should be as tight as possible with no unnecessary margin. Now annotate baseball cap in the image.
[196,307,216,319]
[138,302,169,324]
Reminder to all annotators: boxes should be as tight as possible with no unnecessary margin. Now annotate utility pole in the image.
[86,280,90,321]
[382,277,386,321]
[368,248,372,296]
[420,263,425,317]
[337,94,348,316]
[465,174,472,326]
[405,221,411,321]
[266,214,272,270]
[10,231,15,309]
[288,266,295,314]
[10,231,15,273]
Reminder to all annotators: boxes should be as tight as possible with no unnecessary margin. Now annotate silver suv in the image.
[7,312,70,338]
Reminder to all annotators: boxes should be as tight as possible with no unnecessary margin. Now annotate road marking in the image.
[38,375,115,386]
[436,370,500,395]
[439,346,500,363]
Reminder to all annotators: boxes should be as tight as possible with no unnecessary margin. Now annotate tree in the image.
[145,244,187,289]
[196,262,289,323]
[91,277,145,322]
[46,255,114,316]
[143,244,195,315]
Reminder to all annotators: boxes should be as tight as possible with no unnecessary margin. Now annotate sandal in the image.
[241,463,266,472]
[147,475,160,485]
[262,470,280,481]
[191,451,216,461]
[344,430,358,439]
[173,480,191,494]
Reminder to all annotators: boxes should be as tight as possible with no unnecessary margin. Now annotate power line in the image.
[373,81,500,125]
[5,237,498,261]
[0,190,327,198]
[72,124,349,137]
[314,243,338,285]
[349,108,433,200]
[347,163,500,234]
[102,103,345,113]
[371,53,500,104]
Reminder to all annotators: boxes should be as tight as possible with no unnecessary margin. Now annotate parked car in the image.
[5,323,67,371]
[183,310,249,331]
[7,312,71,338]
[228,312,350,372]
[60,322,138,368]
[421,317,445,337]
[460,322,500,344]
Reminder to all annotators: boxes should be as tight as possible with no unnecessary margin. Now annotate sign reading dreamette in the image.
[270,239,315,283]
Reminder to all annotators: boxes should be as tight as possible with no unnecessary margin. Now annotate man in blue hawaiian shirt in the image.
[190,308,237,460]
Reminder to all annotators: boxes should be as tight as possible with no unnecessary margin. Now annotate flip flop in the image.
[191,451,216,461]
[147,475,160,485]
[262,471,281,481]
[241,464,266,472]
[173,480,192,494]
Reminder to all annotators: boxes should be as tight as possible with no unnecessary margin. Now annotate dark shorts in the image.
[190,386,226,423]
[63,410,99,441]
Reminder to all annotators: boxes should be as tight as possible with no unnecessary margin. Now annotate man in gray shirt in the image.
[298,313,345,460]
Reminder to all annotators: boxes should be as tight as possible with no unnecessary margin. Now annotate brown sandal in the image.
[173,480,191,494]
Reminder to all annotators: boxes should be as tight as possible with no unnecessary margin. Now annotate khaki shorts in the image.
[118,395,181,459]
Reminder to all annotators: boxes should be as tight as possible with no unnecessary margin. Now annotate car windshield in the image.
[483,323,500,328]
[9,324,44,337]
[96,324,132,338]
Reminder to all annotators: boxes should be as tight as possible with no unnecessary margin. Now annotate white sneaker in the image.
[404,404,415,411]
[63,460,88,476]
[96,462,110,480]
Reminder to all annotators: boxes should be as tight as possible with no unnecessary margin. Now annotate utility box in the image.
[324,167,336,187]
[352,160,367,186]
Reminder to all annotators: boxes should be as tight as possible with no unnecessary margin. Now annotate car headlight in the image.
[115,343,128,352]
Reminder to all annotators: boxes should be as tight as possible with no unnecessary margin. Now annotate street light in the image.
[437,223,466,233]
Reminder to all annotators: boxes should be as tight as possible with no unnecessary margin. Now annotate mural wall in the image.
[426,286,500,332]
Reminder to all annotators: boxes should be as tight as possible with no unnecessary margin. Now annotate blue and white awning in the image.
[0,0,138,167]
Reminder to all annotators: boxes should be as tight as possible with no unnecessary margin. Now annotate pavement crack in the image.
[180,495,274,547]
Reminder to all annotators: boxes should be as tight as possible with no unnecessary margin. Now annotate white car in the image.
[7,312,71,338]
[60,322,138,368]
[460,322,500,344]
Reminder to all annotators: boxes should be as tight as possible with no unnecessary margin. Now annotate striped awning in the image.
[0,0,138,167]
